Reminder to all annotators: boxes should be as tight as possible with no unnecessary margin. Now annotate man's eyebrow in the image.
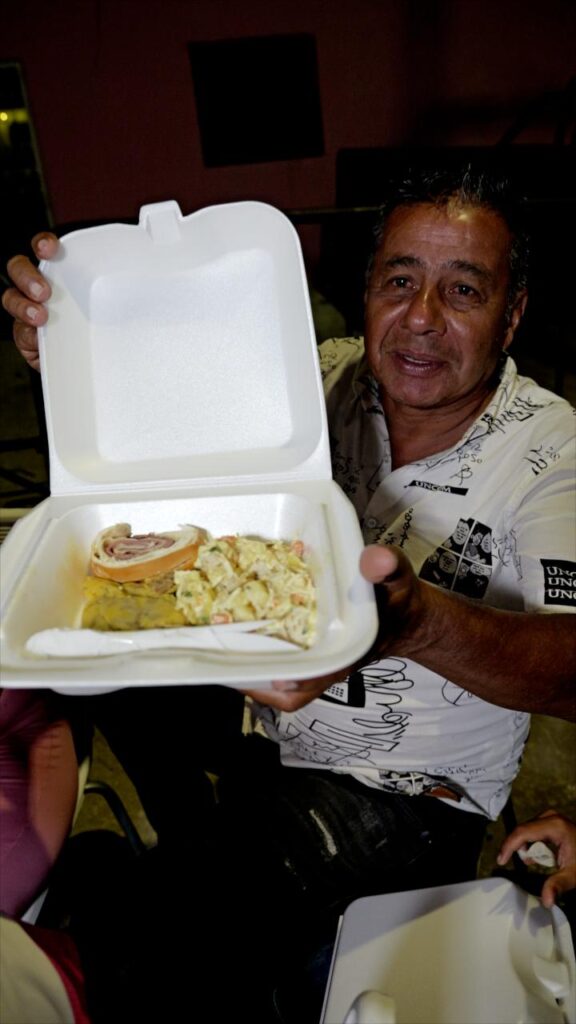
[375,254,424,272]
[377,255,423,270]
[376,254,496,285]
[447,259,493,284]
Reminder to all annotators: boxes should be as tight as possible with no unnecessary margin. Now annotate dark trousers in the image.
[214,733,488,1021]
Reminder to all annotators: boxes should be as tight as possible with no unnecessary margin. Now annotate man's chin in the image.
[381,373,454,410]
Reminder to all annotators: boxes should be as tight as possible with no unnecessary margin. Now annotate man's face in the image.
[364,202,526,411]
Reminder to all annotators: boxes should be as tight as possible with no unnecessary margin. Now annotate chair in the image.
[21,732,146,926]
[80,775,148,857]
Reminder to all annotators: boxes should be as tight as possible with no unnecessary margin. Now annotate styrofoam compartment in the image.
[0,200,378,691]
[321,878,576,1024]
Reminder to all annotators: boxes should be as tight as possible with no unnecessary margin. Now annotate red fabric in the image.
[21,921,92,1024]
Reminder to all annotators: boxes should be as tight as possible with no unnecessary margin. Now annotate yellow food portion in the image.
[81,532,316,647]
[81,575,187,630]
[175,535,317,647]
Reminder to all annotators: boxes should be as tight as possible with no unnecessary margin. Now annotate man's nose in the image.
[400,287,446,334]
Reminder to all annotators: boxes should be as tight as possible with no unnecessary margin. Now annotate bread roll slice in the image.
[90,523,208,583]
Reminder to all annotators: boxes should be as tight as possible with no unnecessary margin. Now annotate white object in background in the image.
[519,841,558,869]
[321,878,576,1024]
[343,990,396,1024]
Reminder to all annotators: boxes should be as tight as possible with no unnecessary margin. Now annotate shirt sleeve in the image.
[508,432,576,613]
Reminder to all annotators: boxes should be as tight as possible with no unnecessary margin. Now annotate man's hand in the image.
[242,669,352,713]
[497,810,576,907]
[243,544,424,712]
[2,233,60,371]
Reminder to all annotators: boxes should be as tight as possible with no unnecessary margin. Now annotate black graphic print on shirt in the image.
[541,559,576,606]
[315,659,414,757]
[419,517,492,598]
[322,670,366,706]
[408,479,469,495]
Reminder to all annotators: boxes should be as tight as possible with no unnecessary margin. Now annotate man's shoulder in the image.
[514,368,574,410]
[491,360,575,437]
[318,336,366,390]
[318,335,365,368]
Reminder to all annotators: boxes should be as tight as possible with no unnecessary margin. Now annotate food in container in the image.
[81,522,317,647]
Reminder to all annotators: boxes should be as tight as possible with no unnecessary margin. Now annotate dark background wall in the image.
[2,0,575,274]
[0,1,575,490]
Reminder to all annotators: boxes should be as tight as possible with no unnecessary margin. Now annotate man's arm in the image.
[249,544,575,717]
[361,544,576,721]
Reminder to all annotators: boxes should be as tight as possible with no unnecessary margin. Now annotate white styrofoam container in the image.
[321,878,576,1024]
[0,200,378,692]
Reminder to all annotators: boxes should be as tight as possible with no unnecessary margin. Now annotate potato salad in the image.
[174,534,316,647]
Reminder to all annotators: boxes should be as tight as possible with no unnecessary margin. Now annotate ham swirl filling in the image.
[103,534,175,561]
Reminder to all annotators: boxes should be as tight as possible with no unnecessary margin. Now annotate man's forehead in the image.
[376,202,512,267]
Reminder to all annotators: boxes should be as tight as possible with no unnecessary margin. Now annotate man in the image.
[3,166,575,1020]
[253,171,574,721]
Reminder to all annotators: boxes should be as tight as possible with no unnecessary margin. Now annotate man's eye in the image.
[368,274,415,298]
[452,284,479,299]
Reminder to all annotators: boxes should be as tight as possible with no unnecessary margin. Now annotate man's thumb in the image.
[359,545,402,585]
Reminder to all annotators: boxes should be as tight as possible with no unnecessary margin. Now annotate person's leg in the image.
[397,790,488,888]
[0,689,78,917]
[216,734,488,1022]
[217,734,486,907]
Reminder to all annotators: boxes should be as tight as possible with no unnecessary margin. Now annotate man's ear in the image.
[503,290,528,351]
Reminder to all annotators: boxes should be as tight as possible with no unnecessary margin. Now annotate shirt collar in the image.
[352,350,383,413]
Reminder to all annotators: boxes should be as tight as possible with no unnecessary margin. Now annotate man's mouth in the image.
[391,351,447,375]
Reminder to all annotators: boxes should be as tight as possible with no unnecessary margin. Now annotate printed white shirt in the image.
[256,338,576,819]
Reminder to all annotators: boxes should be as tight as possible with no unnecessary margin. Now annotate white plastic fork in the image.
[25,621,298,658]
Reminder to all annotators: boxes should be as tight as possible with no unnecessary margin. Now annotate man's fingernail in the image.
[36,239,50,256]
[29,282,44,299]
[26,306,39,322]
[272,680,299,691]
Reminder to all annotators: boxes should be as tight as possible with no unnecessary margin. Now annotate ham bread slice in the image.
[90,523,208,583]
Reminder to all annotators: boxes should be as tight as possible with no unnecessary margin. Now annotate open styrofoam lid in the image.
[38,200,330,495]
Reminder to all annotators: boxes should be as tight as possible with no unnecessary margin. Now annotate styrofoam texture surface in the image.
[38,200,329,494]
[321,878,576,1024]
[0,483,378,692]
